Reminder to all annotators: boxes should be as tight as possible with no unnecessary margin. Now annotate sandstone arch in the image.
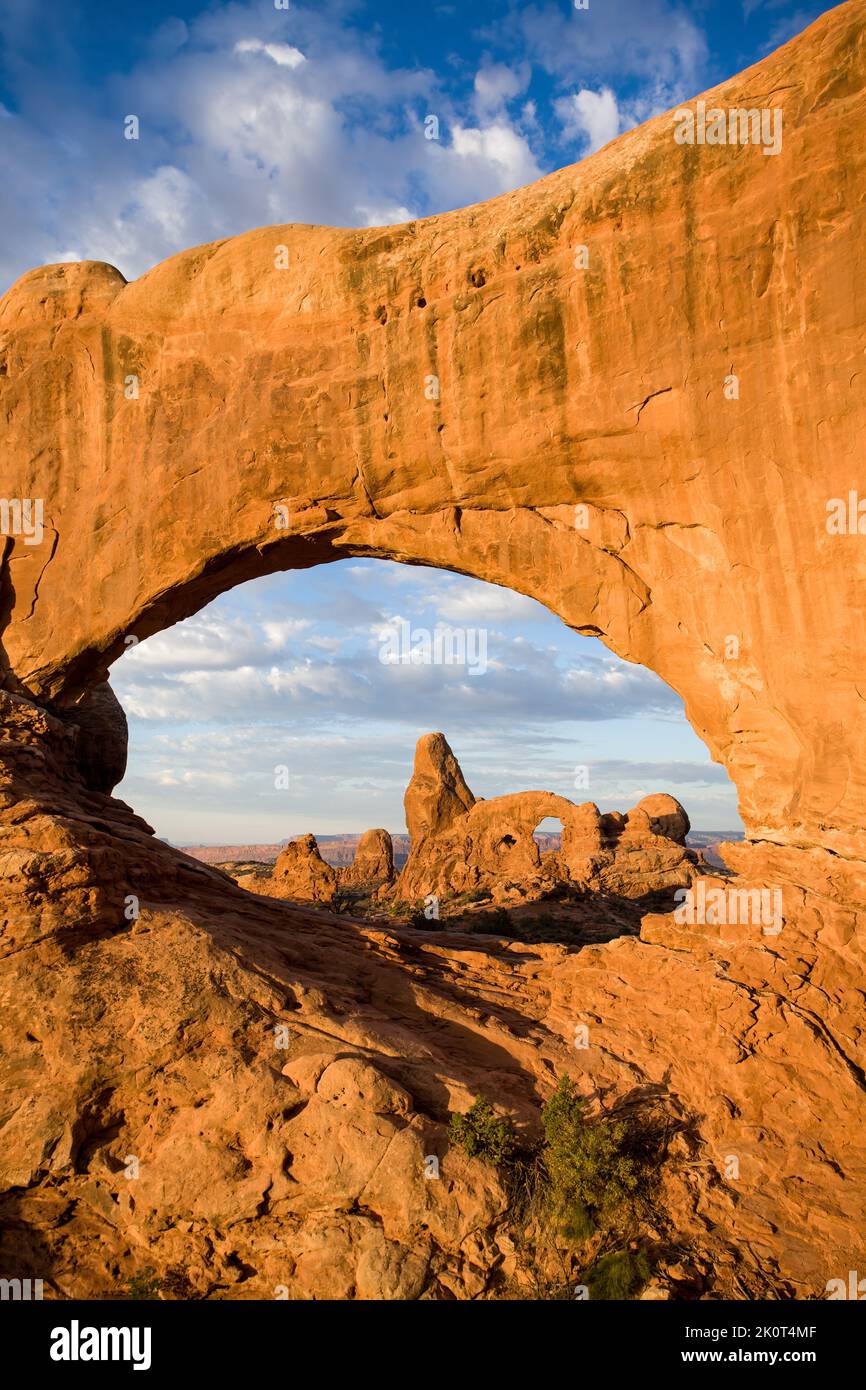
[1,4,866,1301]
[1,2,865,884]
[396,734,694,901]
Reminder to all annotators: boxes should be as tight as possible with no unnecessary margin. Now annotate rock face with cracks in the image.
[1,4,866,1300]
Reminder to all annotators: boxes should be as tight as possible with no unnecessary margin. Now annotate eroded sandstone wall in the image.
[0,2,865,871]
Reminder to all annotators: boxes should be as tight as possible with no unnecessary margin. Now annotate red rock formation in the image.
[271,833,337,903]
[343,828,395,888]
[403,733,476,841]
[395,734,693,902]
[2,2,866,867]
[1,3,866,1301]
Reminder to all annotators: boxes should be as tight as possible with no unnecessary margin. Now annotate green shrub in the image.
[407,905,442,930]
[541,1076,638,1240]
[586,1248,651,1300]
[448,1098,518,1167]
[126,1267,162,1300]
[473,907,513,935]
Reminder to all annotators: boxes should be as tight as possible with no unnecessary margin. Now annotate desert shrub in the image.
[472,907,513,935]
[448,1097,518,1167]
[332,887,375,916]
[407,905,442,930]
[126,1267,162,1300]
[453,888,491,906]
[541,1076,638,1242]
[585,1247,651,1300]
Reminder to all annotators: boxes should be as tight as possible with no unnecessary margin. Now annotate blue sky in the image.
[1,0,826,840]
[111,561,740,842]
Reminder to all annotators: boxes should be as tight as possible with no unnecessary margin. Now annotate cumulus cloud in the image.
[0,0,715,291]
[557,86,622,154]
[492,0,708,91]
[446,121,541,191]
[473,62,531,116]
[422,582,539,624]
[114,601,680,728]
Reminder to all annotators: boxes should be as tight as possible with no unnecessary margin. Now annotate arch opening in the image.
[108,556,741,939]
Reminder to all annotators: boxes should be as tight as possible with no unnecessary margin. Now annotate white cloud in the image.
[558,87,622,154]
[424,582,539,624]
[234,38,306,69]
[448,121,541,191]
[501,0,708,91]
[133,165,200,242]
[261,618,311,650]
[473,62,530,115]
[356,202,416,228]
[0,1,546,291]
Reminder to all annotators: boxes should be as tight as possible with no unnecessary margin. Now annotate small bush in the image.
[126,1267,162,1300]
[407,905,442,930]
[586,1248,651,1300]
[473,907,513,935]
[541,1076,638,1240]
[448,1098,518,1167]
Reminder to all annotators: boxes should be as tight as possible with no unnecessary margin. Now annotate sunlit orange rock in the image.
[395,733,694,902]
[271,833,337,903]
[1,3,865,1301]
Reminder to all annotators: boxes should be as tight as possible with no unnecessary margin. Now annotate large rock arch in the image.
[1,0,864,877]
[1,1,865,1303]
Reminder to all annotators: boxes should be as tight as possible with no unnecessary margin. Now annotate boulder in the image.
[272,833,337,903]
[343,828,394,887]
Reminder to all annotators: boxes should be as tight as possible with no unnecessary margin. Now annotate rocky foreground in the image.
[0,693,864,1299]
